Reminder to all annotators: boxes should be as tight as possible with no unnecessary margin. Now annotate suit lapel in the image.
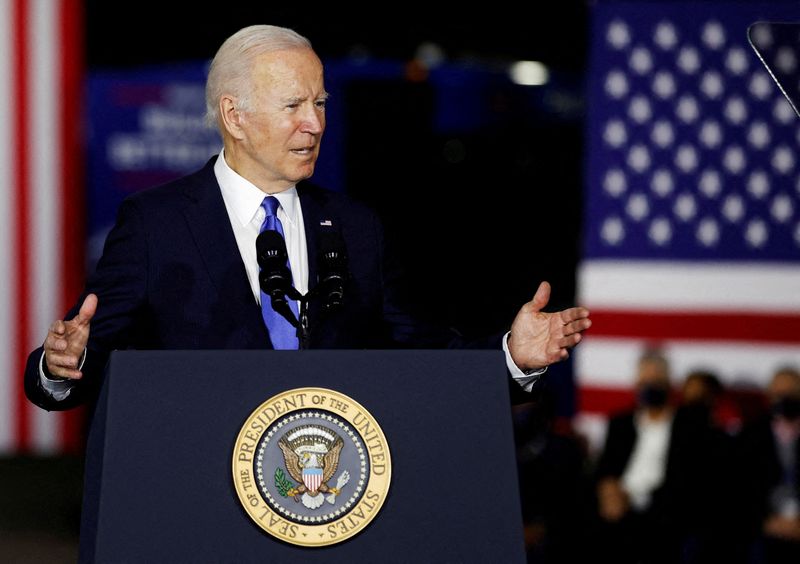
[298,182,322,288]
[179,159,271,347]
[298,182,332,341]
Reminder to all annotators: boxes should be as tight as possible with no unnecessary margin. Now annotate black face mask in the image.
[772,397,800,420]
[639,385,669,408]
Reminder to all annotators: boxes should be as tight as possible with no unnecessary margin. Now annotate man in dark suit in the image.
[737,367,800,564]
[594,349,677,564]
[25,25,591,411]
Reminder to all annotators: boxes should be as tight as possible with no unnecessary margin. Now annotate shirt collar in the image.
[214,148,299,227]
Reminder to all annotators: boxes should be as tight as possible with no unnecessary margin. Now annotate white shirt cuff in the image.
[38,349,85,401]
[503,332,547,392]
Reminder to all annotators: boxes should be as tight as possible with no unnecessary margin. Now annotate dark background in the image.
[86,4,590,72]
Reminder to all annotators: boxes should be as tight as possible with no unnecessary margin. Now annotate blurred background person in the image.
[681,370,724,409]
[673,370,740,564]
[594,348,678,564]
[737,366,800,564]
[592,353,742,564]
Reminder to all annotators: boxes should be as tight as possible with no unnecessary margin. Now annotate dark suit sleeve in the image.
[734,418,784,536]
[24,346,109,411]
[595,413,636,479]
[23,197,150,411]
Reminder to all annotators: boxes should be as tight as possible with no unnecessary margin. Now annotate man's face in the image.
[769,371,800,420]
[234,48,327,192]
[636,359,669,390]
[769,371,800,403]
[635,359,670,408]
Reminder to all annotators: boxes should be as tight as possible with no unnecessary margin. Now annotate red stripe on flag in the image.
[58,0,87,454]
[578,385,765,430]
[588,309,800,344]
[577,385,636,415]
[13,0,30,453]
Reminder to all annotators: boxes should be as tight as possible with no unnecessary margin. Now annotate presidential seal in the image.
[232,388,391,547]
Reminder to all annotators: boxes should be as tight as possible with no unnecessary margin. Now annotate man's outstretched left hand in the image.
[507,281,591,372]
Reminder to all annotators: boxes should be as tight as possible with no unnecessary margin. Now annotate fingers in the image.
[545,344,570,363]
[559,306,591,324]
[41,294,96,380]
[74,293,98,325]
[562,318,592,337]
[542,330,584,364]
[44,351,83,380]
[560,332,582,348]
[50,319,66,336]
[44,332,85,379]
[45,331,69,353]
[556,307,592,341]
[530,281,551,313]
[46,366,82,380]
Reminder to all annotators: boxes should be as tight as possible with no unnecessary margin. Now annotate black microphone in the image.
[256,230,298,326]
[317,230,348,312]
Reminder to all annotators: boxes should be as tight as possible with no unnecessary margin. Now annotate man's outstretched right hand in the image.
[43,293,97,380]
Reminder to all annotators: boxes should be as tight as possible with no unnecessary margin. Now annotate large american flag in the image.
[576,1,800,451]
[0,0,84,454]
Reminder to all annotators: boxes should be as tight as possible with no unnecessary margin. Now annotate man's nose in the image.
[299,106,324,135]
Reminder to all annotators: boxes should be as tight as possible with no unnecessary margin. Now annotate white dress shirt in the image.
[40,150,543,398]
[621,413,673,511]
[215,149,308,301]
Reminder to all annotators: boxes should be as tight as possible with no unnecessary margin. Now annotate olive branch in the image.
[274,468,296,497]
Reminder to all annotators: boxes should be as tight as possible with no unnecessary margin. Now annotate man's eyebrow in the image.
[280,92,330,104]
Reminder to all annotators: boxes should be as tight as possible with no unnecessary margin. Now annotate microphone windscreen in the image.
[256,230,288,266]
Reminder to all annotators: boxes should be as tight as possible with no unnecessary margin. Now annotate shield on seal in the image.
[303,467,323,493]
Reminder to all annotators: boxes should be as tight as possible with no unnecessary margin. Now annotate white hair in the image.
[205,25,312,127]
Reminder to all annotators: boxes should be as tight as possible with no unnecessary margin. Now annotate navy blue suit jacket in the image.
[26,157,472,410]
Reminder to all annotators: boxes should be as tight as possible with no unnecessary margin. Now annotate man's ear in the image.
[219,95,245,139]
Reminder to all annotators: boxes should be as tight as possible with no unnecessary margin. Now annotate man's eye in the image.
[315,100,327,109]
[286,103,299,109]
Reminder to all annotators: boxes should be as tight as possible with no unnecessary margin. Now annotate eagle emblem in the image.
[276,424,350,509]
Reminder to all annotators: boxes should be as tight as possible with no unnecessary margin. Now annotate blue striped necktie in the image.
[259,196,299,349]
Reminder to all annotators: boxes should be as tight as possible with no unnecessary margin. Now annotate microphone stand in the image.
[297,294,310,350]
[285,287,311,350]
[275,272,344,351]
